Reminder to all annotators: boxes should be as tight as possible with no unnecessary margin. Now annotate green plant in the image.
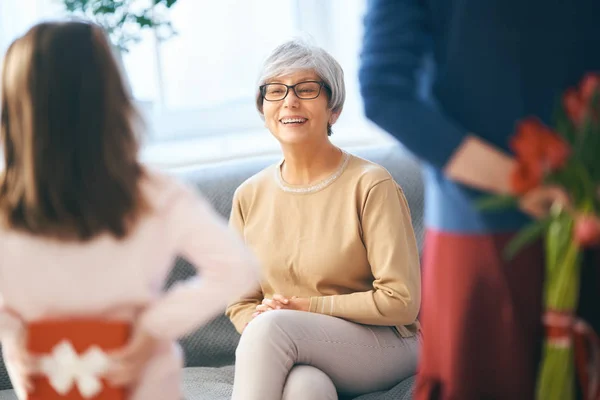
[62,0,179,52]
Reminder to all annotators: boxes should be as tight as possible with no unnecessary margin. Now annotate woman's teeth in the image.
[281,118,307,124]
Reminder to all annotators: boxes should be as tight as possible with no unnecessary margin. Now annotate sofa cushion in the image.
[0,358,11,394]
[0,390,14,400]
[182,366,415,400]
[182,366,235,400]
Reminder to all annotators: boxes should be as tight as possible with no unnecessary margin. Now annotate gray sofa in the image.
[0,143,424,400]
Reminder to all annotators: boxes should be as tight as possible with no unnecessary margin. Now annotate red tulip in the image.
[510,162,543,195]
[508,118,571,195]
[574,215,600,248]
[580,73,600,103]
[544,133,571,171]
[563,72,600,126]
[563,88,586,126]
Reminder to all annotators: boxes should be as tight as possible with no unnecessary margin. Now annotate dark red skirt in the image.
[415,230,600,400]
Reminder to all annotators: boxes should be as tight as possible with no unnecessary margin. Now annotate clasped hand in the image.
[252,294,309,319]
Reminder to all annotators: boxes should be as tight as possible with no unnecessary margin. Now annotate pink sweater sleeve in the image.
[0,305,24,340]
[138,182,260,340]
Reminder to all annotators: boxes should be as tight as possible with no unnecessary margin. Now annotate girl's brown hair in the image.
[0,21,147,241]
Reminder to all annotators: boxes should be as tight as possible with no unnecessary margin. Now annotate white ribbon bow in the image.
[38,340,110,398]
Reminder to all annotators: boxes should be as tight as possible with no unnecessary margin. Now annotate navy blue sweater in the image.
[360,0,600,233]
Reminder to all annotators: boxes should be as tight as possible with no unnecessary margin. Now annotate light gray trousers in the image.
[231,310,419,400]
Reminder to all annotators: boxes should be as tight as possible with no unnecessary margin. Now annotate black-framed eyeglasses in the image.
[259,81,327,101]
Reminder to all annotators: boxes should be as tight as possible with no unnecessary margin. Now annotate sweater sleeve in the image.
[308,179,421,326]
[0,299,24,341]
[138,183,260,340]
[359,0,467,169]
[225,188,264,334]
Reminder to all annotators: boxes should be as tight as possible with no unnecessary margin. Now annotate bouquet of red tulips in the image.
[480,73,600,400]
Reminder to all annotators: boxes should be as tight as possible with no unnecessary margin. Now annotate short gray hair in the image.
[255,39,346,119]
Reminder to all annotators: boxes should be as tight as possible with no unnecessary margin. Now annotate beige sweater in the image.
[225,152,421,337]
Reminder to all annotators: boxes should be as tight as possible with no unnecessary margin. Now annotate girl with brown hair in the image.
[0,21,258,399]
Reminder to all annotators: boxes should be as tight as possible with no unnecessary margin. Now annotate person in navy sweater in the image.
[359,0,600,398]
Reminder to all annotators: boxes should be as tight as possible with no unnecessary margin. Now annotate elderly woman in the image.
[225,39,421,400]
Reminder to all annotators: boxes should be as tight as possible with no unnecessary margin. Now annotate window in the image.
[0,0,391,168]
[127,0,304,139]
[0,0,63,53]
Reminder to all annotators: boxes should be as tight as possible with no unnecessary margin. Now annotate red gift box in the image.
[26,319,131,400]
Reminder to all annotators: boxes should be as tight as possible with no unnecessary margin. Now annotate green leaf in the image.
[62,0,177,51]
[93,1,118,15]
[154,0,179,7]
[504,218,552,260]
[476,195,518,211]
[63,0,86,12]
[135,15,154,28]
